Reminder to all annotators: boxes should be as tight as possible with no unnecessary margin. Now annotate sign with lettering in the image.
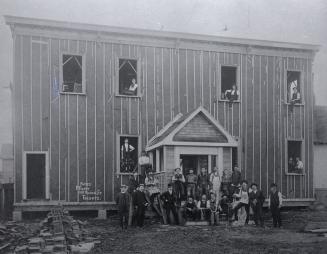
[76,182,103,201]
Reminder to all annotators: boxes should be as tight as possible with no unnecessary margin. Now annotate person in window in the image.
[225,84,239,102]
[294,157,304,173]
[172,168,185,204]
[121,138,135,172]
[290,87,301,104]
[128,78,138,94]
[288,157,295,173]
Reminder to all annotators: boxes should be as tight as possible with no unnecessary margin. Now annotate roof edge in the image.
[4,15,320,52]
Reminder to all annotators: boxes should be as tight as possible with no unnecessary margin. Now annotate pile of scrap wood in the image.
[0,221,35,253]
[13,206,101,253]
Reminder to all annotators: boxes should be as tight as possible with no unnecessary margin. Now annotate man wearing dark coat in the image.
[249,183,265,227]
[133,184,148,227]
[161,183,179,225]
[115,185,130,230]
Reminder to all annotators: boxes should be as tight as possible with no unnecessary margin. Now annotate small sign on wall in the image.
[76,182,102,201]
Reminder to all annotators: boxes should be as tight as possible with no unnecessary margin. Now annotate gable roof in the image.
[314,106,327,144]
[146,106,237,151]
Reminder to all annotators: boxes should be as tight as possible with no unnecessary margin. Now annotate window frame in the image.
[22,151,50,200]
[60,52,86,95]
[285,69,304,106]
[219,64,241,103]
[116,57,141,98]
[116,133,141,175]
[285,138,305,175]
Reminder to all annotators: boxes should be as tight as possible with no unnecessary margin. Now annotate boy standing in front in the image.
[268,183,283,228]
[115,185,130,230]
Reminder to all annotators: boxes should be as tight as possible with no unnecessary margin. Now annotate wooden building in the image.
[5,16,319,220]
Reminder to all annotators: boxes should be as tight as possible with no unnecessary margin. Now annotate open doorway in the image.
[24,152,48,200]
[180,155,208,176]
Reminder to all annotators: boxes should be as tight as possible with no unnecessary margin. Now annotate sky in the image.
[0,0,326,145]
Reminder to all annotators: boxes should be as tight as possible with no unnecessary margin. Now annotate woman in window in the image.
[128,78,138,95]
[225,84,239,102]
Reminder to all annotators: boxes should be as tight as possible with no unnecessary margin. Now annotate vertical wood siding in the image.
[13,34,315,202]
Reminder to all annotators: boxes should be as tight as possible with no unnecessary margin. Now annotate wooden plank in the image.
[14,35,23,202]
[178,49,187,114]
[95,42,105,202]
[260,55,268,194]
[49,38,60,201]
[40,39,50,151]
[253,55,261,186]
[246,54,254,182]
[67,40,78,202]
[22,35,32,152]
[86,41,96,199]
[147,47,156,139]
[194,50,201,109]
[267,56,275,192]
[172,48,179,116]
[163,48,172,125]
[156,47,164,130]
[202,51,210,111]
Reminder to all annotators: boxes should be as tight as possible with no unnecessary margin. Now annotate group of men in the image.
[116,164,283,229]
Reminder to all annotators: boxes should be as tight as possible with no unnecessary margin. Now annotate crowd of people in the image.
[116,156,283,230]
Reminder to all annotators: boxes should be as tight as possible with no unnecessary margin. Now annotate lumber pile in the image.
[13,207,101,253]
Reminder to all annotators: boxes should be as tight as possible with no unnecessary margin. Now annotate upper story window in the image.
[287,71,301,104]
[287,140,304,174]
[118,59,138,96]
[62,54,85,94]
[221,66,239,102]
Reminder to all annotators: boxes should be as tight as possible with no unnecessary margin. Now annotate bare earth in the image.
[89,209,327,254]
[7,209,327,254]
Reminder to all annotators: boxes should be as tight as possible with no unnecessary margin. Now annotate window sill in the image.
[116,172,134,176]
[115,94,141,99]
[218,99,241,103]
[60,92,86,96]
[285,103,305,106]
[285,172,305,176]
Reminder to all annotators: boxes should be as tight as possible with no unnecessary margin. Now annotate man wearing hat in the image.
[115,184,130,230]
[249,183,265,227]
[133,184,148,227]
[160,183,179,225]
[268,183,283,228]
[230,164,242,196]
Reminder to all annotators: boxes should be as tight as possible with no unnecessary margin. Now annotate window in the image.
[287,140,304,174]
[62,54,84,94]
[287,71,301,104]
[119,136,138,173]
[118,59,138,96]
[221,66,239,101]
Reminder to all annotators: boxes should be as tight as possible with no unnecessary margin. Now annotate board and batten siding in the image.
[12,33,314,203]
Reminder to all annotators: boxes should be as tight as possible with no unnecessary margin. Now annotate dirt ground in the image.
[6,209,327,254]
[88,209,327,254]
